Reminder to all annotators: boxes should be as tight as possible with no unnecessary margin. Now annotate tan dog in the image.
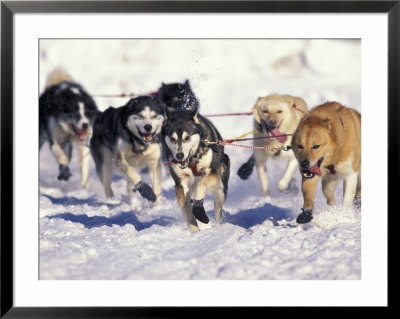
[238,94,307,197]
[291,102,361,223]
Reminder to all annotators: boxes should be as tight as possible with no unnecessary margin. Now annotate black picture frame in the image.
[1,1,395,318]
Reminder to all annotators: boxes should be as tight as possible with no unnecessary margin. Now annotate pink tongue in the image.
[308,165,322,176]
[77,130,87,140]
[270,128,287,143]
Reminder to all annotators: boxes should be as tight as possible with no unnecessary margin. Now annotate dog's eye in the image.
[183,136,191,142]
[298,145,303,149]
[262,110,269,114]
[312,145,320,149]
[277,110,282,113]
[170,137,176,143]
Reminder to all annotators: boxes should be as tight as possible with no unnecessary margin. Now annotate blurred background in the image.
[39,39,361,140]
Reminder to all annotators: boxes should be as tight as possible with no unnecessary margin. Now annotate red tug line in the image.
[93,92,302,149]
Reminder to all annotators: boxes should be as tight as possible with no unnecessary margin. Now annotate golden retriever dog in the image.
[291,101,361,223]
[238,94,308,197]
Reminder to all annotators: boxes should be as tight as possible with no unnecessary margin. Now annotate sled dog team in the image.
[39,69,361,232]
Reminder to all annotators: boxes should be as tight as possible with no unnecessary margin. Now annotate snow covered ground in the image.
[39,39,361,280]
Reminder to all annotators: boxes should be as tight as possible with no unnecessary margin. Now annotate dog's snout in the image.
[268,118,277,126]
[82,123,89,130]
[176,152,184,161]
[144,124,152,132]
[300,160,310,170]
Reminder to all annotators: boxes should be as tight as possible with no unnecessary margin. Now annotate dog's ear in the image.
[184,80,191,88]
[126,97,138,109]
[252,103,262,124]
[322,118,331,132]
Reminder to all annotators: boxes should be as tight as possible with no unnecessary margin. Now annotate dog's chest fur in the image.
[171,147,213,183]
[324,158,355,178]
[116,138,161,167]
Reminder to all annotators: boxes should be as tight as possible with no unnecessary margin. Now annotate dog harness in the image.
[164,156,203,176]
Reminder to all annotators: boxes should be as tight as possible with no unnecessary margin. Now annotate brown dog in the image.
[291,102,361,223]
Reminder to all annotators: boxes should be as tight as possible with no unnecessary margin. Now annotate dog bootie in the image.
[296,208,313,224]
[58,165,72,181]
[133,181,157,202]
[237,155,255,180]
[191,199,209,224]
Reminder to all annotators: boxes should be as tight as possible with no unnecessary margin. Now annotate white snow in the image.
[39,39,361,280]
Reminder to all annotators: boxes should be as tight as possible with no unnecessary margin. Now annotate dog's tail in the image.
[45,68,74,88]
[237,155,255,180]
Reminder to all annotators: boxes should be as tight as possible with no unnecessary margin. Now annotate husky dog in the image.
[163,109,230,233]
[156,80,199,114]
[39,68,99,189]
[237,94,308,196]
[90,96,164,206]
[291,102,361,223]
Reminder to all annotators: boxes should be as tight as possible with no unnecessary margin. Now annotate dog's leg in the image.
[322,174,339,206]
[78,142,91,189]
[50,141,72,181]
[192,174,220,224]
[237,154,255,180]
[39,128,47,150]
[100,146,114,198]
[354,169,361,208]
[343,171,358,206]
[278,158,298,191]
[297,176,319,223]
[117,153,156,202]
[148,160,162,205]
[355,168,361,197]
[212,185,226,224]
[175,183,199,233]
[255,158,269,197]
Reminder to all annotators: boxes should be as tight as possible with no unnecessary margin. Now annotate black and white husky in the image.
[39,69,99,188]
[90,96,164,206]
[162,109,230,233]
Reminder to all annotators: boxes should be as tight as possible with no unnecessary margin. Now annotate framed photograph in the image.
[1,0,395,317]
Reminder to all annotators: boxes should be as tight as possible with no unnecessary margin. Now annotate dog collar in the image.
[164,155,203,176]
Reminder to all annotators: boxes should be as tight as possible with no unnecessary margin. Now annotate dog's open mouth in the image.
[72,126,89,141]
[138,130,155,143]
[265,124,287,143]
[302,157,324,179]
[178,157,190,169]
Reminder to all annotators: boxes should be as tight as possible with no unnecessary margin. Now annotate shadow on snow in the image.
[42,194,120,210]
[47,211,178,231]
[225,202,295,228]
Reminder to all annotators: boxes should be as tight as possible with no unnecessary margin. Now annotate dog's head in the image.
[157,80,199,114]
[162,108,203,169]
[122,96,164,144]
[252,95,295,144]
[291,116,333,179]
[52,82,99,141]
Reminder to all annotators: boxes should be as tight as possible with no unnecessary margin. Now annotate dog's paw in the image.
[105,188,115,199]
[191,199,209,224]
[134,181,157,202]
[57,165,72,181]
[81,180,90,190]
[353,196,361,209]
[296,208,313,224]
[237,162,253,180]
[279,178,298,194]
